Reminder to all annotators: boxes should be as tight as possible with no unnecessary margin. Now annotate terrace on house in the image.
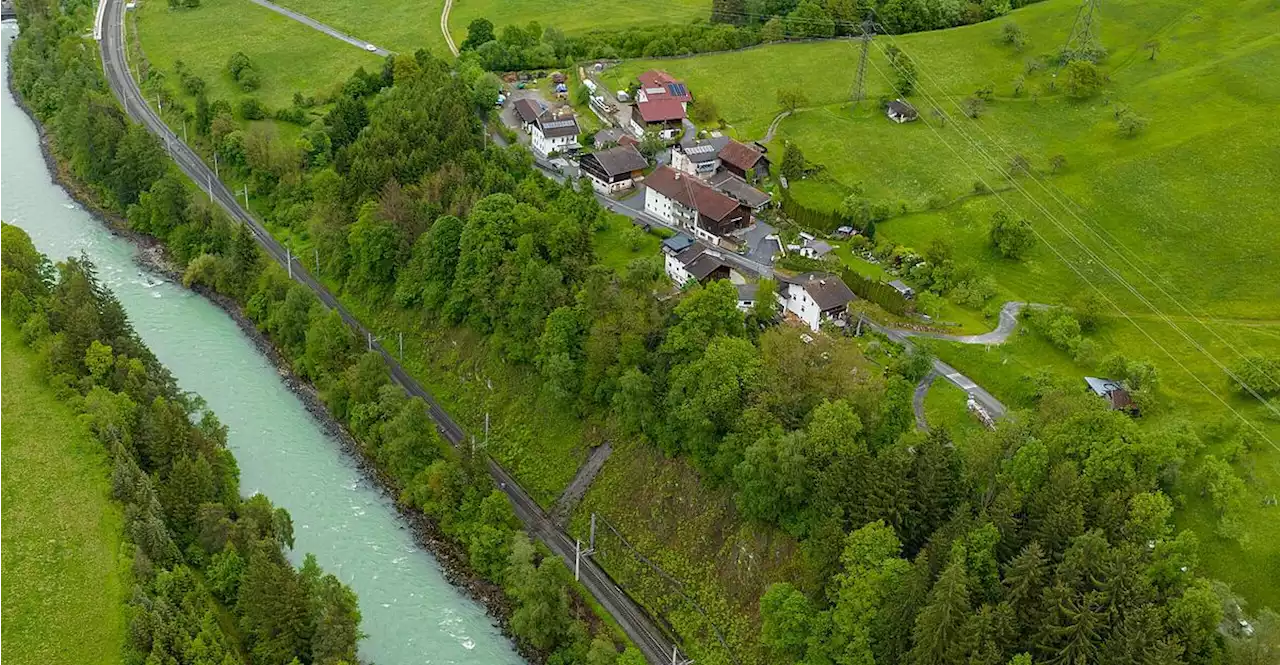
[644,166,752,244]
[531,109,582,157]
[778,272,857,331]
[579,144,649,194]
[671,136,730,178]
[661,234,748,287]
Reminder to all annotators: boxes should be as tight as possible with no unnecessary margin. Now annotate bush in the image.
[237,68,261,92]
[239,97,266,120]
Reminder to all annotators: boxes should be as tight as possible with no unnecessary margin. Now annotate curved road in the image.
[441,0,459,56]
[247,0,391,56]
[98,2,675,662]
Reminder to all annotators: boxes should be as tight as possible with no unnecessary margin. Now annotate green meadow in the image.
[1,322,129,665]
[608,0,1280,608]
[270,0,451,55]
[447,0,710,45]
[135,0,383,110]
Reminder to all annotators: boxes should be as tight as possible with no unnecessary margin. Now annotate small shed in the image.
[889,279,915,299]
[1084,376,1137,413]
[886,99,919,123]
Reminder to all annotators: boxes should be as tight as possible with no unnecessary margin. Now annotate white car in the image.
[364,44,377,52]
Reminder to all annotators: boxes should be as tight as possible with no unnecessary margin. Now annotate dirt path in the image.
[913,371,938,431]
[440,0,458,56]
[552,441,612,526]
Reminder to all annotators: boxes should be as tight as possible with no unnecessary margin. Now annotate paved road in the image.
[440,0,458,56]
[897,301,1046,345]
[246,0,392,56]
[99,2,676,662]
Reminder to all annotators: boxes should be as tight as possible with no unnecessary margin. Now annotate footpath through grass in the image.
[270,0,450,56]
[1,321,129,665]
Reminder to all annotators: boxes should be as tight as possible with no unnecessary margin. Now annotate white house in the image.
[735,283,759,312]
[671,136,729,179]
[788,232,833,259]
[531,112,581,157]
[643,166,751,243]
[778,272,856,331]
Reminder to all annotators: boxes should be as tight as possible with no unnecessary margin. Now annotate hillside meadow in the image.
[447,0,710,45]
[1,322,129,665]
[608,0,1280,609]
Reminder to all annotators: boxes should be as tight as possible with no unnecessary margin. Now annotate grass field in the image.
[593,213,661,272]
[1,322,129,665]
[270,0,450,56]
[135,0,383,110]
[447,0,709,45]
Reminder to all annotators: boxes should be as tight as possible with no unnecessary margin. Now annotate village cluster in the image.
[498,67,908,333]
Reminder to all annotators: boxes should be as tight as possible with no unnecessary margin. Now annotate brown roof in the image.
[635,98,686,123]
[618,135,640,147]
[718,140,764,171]
[638,70,691,102]
[513,98,542,124]
[781,272,855,311]
[709,172,770,209]
[581,145,648,177]
[645,166,742,222]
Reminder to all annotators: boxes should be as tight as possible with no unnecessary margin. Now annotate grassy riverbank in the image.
[1,321,129,665]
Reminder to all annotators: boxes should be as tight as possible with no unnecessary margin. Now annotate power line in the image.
[854,33,1280,446]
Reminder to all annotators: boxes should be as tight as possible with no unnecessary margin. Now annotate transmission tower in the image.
[852,18,875,105]
[1060,0,1102,63]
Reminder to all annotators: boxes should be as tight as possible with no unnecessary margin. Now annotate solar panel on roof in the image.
[543,120,577,129]
[687,145,715,154]
[667,83,688,96]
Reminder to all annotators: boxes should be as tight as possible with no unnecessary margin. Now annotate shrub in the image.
[239,97,266,120]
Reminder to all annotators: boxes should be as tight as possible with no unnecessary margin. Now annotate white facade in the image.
[531,126,580,157]
[664,253,693,285]
[586,172,635,195]
[644,186,681,225]
[671,150,719,178]
[780,283,823,331]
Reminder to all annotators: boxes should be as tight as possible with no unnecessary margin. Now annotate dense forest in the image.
[1,225,362,665]
[10,0,1279,662]
[458,0,1048,71]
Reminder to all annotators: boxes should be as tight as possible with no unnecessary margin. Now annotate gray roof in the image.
[887,99,918,118]
[594,127,626,147]
[1084,376,1125,397]
[583,144,648,177]
[735,283,758,301]
[889,279,914,294]
[662,233,696,254]
[536,113,581,138]
[709,172,770,209]
[677,136,730,163]
[684,254,727,280]
[806,239,833,256]
[782,272,855,311]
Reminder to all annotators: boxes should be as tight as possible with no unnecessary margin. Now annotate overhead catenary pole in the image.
[213,150,219,178]
[242,184,249,211]
[398,331,403,359]
[286,247,292,279]
[314,248,320,273]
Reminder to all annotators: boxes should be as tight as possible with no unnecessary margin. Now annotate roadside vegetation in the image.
[52,0,1280,659]
[1,321,128,665]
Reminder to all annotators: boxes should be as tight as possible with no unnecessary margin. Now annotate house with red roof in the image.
[628,70,691,139]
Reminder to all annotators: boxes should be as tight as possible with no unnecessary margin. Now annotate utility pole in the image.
[589,512,597,550]
[574,539,596,582]
[484,411,490,448]
[206,174,213,202]
[367,331,374,352]
[670,646,694,665]
[182,120,188,144]
[286,247,292,279]
[242,184,250,211]
[314,248,320,273]
[398,331,403,359]
[853,18,875,105]
[213,150,219,179]
[1060,0,1102,65]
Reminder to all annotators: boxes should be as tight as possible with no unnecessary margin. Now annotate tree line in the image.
[457,0,1049,72]
[16,0,1277,661]
[10,2,644,662]
[2,224,363,665]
